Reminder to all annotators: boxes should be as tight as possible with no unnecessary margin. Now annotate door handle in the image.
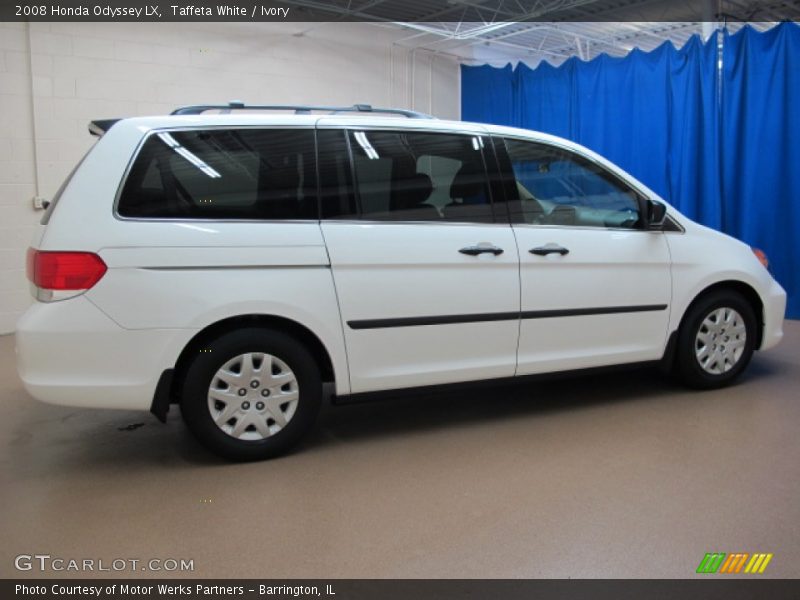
[459,244,504,256]
[530,244,569,256]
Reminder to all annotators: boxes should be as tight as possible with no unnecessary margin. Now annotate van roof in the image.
[90,113,495,136]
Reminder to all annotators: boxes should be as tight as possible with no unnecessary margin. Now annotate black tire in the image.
[180,328,322,461]
[674,290,757,389]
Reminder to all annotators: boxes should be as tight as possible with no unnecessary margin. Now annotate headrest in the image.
[391,173,434,210]
[449,163,486,200]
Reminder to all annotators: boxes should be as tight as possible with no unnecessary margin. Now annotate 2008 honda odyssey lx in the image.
[16,103,786,460]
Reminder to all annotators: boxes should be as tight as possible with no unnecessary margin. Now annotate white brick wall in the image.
[0,21,35,333]
[0,22,460,333]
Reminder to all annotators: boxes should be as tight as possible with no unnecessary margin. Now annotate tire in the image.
[180,328,322,461]
[674,290,757,389]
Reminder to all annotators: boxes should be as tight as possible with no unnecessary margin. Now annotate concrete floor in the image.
[1,323,799,579]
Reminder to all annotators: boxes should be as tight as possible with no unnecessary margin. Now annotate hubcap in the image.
[207,352,299,441]
[695,307,747,375]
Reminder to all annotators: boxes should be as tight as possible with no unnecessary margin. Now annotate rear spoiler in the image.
[88,119,121,137]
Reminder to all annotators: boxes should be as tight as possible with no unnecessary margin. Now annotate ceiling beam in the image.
[391,0,605,49]
[526,22,701,58]
[434,34,573,59]
[408,0,500,23]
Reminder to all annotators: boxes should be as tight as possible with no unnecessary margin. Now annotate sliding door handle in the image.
[530,244,569,256]
[459,244,504,256]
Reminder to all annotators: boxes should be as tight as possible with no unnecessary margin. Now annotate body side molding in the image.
[348,304,668,330]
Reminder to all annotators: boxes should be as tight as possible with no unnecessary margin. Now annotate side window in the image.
[503,138,642,229]
[348,130,495,223]
[317,129,358,219]
[118,129,317,220]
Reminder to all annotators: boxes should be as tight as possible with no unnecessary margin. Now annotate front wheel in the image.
[674,291,757,389]
[180,328,322,461]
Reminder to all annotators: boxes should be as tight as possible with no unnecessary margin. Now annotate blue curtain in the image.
[721,24,800,319]
[461,63,517,127]
[461,23,800,318]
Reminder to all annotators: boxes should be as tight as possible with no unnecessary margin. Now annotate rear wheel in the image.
[180,328,322,460]
[674,291,757,389]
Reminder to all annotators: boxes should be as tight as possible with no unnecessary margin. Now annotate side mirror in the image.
[645,199,667,229]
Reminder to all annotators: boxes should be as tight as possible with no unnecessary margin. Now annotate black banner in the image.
[4,579,800,600]
[1,0,799,23]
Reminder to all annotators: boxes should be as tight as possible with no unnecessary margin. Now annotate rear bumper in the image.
[16,297,189,411]
[760,278,786,351]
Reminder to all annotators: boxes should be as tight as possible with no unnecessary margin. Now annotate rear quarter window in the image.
[117,128,318,220]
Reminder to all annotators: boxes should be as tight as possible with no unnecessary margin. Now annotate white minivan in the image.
[16,103,786,460]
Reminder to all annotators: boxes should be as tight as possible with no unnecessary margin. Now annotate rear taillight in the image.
[26,249,107,300]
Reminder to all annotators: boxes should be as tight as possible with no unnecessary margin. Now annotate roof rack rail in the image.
[170,101,435,119]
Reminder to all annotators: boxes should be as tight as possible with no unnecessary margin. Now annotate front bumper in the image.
[760,278,787,351]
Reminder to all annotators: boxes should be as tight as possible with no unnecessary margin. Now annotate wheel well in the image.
[170,315,335,403]
[682,280,764,348]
